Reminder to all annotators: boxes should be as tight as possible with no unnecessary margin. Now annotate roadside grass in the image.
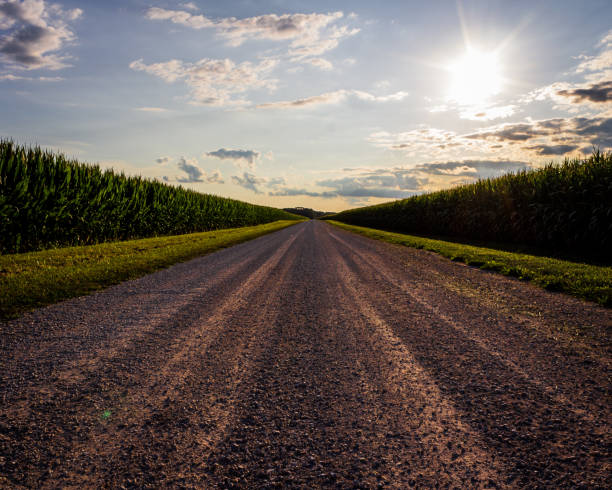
[327,220,612,308]
[0,220,303,320]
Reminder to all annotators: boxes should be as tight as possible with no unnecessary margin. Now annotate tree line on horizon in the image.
[282,207,331,219]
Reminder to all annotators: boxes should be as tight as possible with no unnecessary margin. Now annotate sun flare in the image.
[448,48,503,105]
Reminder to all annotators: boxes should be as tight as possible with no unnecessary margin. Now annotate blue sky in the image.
[1,0,611,211]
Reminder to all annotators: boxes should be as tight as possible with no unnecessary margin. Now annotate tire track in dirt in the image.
[327,227,611,419]
[326,224,611,487]
[1,220,610,488]
[59,225,305,488]
[0,227,297,405]
[206,223,503,488]
[1,226,305,487]
[331,246,506,487]
[205,221,428,487]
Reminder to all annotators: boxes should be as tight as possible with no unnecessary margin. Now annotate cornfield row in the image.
[330,152,612,260]
[0,140,299,254]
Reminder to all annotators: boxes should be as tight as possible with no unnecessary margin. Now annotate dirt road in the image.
[1,220,610,488]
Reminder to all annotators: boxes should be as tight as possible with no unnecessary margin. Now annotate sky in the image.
[1,0,611,212]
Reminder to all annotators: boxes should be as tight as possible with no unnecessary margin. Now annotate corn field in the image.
[330,152,612,260]
[0,140,299,254]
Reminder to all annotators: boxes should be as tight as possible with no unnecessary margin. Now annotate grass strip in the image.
[327,220,612,307]
[0,220,303,320]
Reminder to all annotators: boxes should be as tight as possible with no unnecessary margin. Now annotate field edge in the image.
[0,219,305,320]
[326,220,612,308]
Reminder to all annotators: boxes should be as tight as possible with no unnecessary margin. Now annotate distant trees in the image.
[282,207,330,219]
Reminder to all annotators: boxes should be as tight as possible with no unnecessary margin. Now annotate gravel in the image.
[1,220,610,488]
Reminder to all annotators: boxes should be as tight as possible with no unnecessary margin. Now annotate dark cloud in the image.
[231,172,266,193]
[177,157,204,183]
[206,148,260,167]
[466,123,548,142]
[315,161,531,201]
[414,160,530,178]
[270,160,532,202]
[526,144,579,155]
[269,187,336,198]
[570,116,612,148]
[465,116,612,151]
[266,177,286,189]
[155,156,170,164]
[337,186,415,198]
[268,169,424,200]
[0,1,19,18]
[413,162,476,176]
[206,169,224,184]
[172,157,224,183]
[317,171,422,199]
[1,24,48,65]
[0,0,82,70]
[556,80,612,103]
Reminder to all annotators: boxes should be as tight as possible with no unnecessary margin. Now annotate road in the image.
[1,220,610,488]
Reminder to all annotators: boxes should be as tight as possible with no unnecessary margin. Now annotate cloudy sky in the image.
[1,0,611,211]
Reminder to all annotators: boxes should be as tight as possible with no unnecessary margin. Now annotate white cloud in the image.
[368,126,469,152]
[0,0,82,70]
[352,90,409,102]
[428,99,516,121]
[464,115,612,151]
[257,89,408,109]
[129,57,278,106]
[36,74,61,81]
[0,72,62,80]
[135,106,170,113]
[277,160,530,202]
[524,30,612,112]
[459,104,517,120]
[575,29,612,76]
[526,80,612,113]
[206,169,224,184]
[145,7,212,29]
[288,24,359,61]
[180,2,198,11]
[257,89,349,109]
[367,114,612,161]
[304,57,333,70]
[145,8,358,66]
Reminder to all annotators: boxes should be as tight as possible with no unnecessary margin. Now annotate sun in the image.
[448,48,503,105]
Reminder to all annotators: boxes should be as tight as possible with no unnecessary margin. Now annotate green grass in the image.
[327,220,612,307]
[0,220,302,320]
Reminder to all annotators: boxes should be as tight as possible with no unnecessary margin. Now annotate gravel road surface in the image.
[1,220,610,488]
